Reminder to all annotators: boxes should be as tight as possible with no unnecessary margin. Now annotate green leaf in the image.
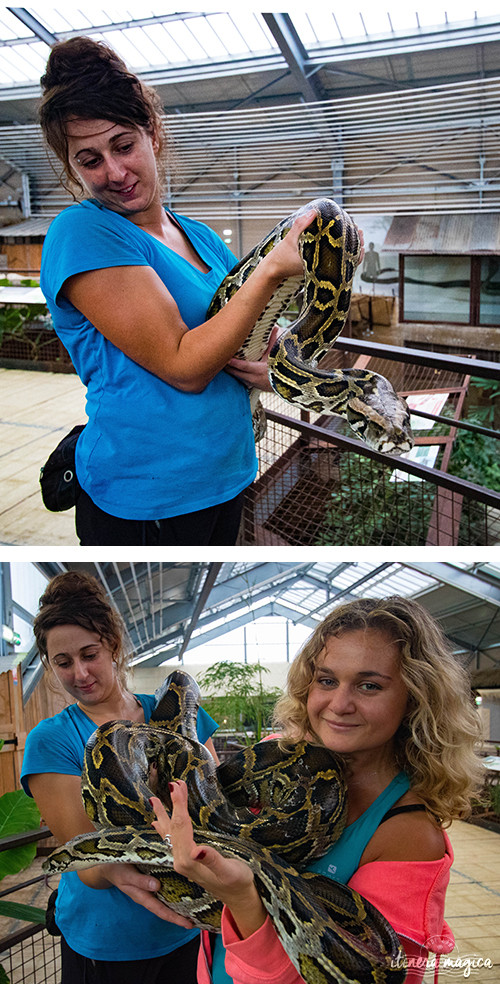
[199,661,280,740]
[0,963,10,984]
[0,790,41,881]
[0,900,46,923]
[0,842,37,881]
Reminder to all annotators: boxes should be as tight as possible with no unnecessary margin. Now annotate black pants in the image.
[60,935,199,984]
[75,488,245,546]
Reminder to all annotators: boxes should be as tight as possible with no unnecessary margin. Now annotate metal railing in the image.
[241,413,500,546]
[240,345,500,546]
[0,828,59,984]
[0,923,60,984]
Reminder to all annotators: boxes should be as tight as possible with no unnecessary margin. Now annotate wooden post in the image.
[0,665,26,793]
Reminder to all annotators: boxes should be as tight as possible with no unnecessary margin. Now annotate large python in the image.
[207,198,414,455]
[44,670,407,984]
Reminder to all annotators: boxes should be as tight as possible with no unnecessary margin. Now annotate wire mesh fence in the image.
[0,325,73,370]
[0,924,60,984]
[240,413,500,546]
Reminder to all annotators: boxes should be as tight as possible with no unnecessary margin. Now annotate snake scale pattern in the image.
[207,198,414,455]
[43,670,407,984]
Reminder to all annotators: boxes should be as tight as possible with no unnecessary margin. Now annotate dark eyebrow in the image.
[52,643,98,658]
[315,666,393,681]
[72,129,135,159]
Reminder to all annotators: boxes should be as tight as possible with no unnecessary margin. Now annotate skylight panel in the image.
[291,5,490,47]
[17,40,49,75]
[165,19,208,61]
[0,43,43,82]
[0,9,24,40]
[363,567,436,597]
[145,23,190,64]
[139,23,177,64]
[288,12,319,46]
[121,26,169,67]
[330,562,375,590]
[334,11,371,39]
[206,13,252,55]
[29,7,94,33]
[187,16,229,59]
[237,12,277,52]
[103,28,150,68]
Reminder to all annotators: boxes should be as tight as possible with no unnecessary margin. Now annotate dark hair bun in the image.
[40,36,129,93]
[38,569,109,609]
[38,35,165,198]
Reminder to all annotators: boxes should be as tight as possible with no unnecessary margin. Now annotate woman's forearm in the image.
[63,212,314,393]
[173,258,285,391]
[221,882,268,939]
[77,866,113,889]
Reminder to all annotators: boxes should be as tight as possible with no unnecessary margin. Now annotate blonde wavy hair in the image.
[273,596,483,826]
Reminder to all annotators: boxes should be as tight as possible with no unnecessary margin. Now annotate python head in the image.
[346,379,414,455]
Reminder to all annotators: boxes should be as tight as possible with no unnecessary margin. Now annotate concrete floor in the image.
[0,367,86,546]
[426,819,500,984]
[0,820,498,982]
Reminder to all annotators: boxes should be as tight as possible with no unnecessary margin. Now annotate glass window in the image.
[403,255,471,324]
[480,256,500,326]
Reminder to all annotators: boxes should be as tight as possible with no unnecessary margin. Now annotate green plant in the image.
[0,301,53,361]
[444,377,500,493]
[448,423,500,492]
[468,376,500,429]
[0,781,47,983]
[0,786,46,923]
[198,661,281,742]
[489,783,500,817]
[316,454,437,545]
[0,278,40,288]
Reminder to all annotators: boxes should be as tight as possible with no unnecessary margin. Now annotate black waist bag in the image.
[45,888,61,936]
[40,424,86,512]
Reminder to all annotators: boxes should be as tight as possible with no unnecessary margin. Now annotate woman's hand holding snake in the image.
[97,859,195,928]
[226,324,280,390]
[151,785,267,939]
[261,208,318,282]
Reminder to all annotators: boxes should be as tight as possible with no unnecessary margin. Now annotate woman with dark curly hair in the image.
[21,570,218,984]
[151,596,483,984]
[38,36,315,545]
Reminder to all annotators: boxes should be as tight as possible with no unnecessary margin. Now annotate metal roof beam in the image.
[306,18,500,65]
[177,563,222,662]
[406,563,500,606]
[205,563,313,608]
[185,599,324,651]
[262,13,324,102]
[186,602,276,650]
[295,563,393,623]
[6,8,58,47]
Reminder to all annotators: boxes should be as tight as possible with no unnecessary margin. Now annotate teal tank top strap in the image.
[212,935,233,984]
[306,771,410,885]
[210,772,410,984]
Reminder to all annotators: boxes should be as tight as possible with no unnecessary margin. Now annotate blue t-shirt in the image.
[212,772,410,984]
[40,201,257,519]
[21,695,217,961]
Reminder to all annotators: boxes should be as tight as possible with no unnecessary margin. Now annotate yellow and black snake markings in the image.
[208,198,414,456]
[44,670,407,984]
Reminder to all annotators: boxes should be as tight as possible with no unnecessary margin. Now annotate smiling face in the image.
[45,623,119,706]
[65,118,161,218]
[306,628,409,766]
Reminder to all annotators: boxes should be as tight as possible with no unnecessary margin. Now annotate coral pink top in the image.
[198,832,455,984]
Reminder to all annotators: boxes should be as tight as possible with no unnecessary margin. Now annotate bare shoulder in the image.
[360,794,446,865]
